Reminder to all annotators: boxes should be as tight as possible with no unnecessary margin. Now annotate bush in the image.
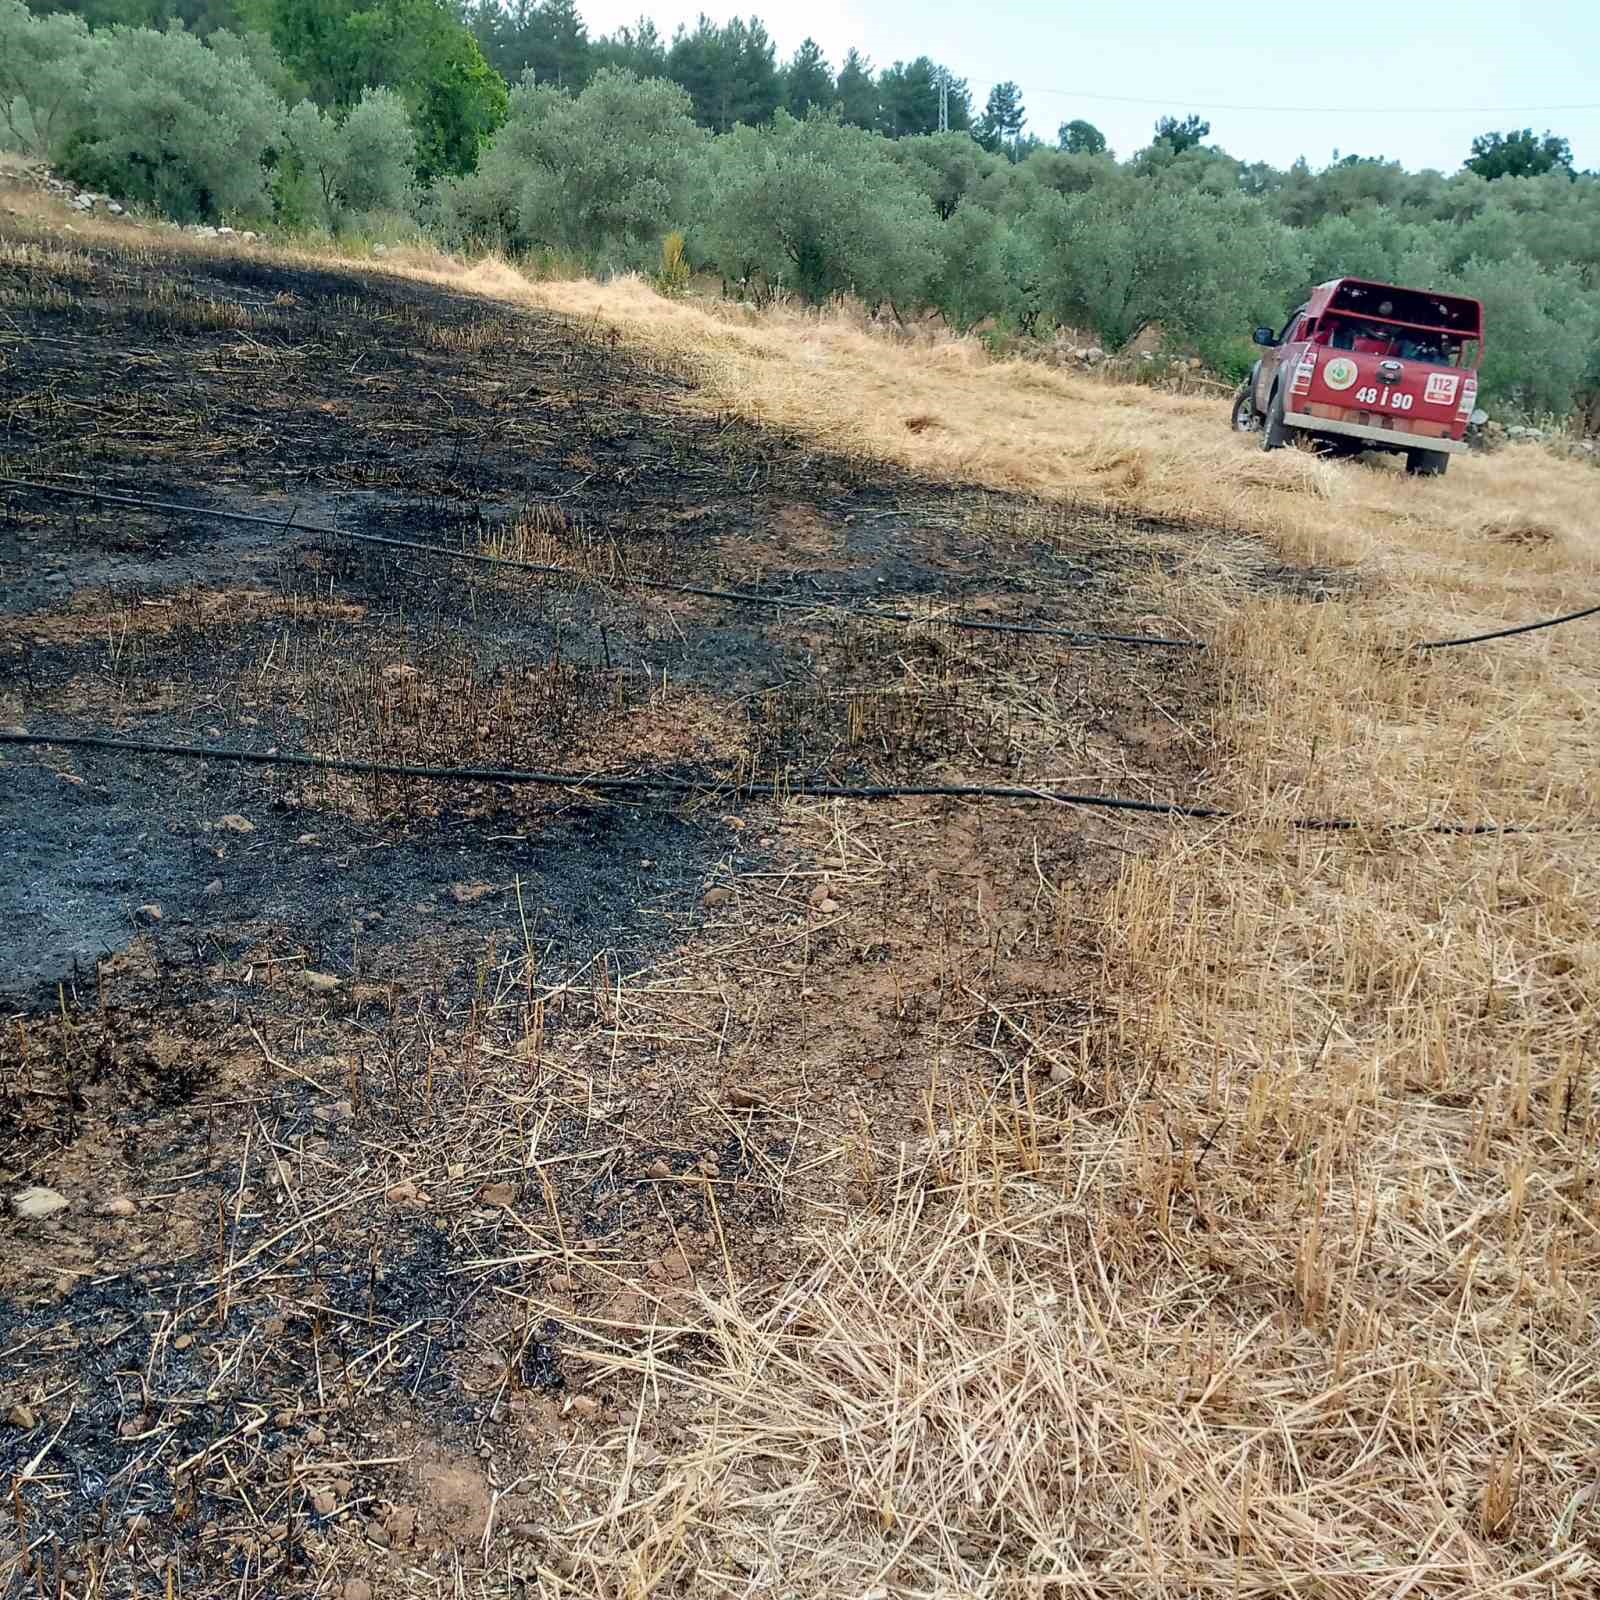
[438,68,700,266]
[696,111,941,307]
[0,0,98,162]
[657,229,689,295]
[62,25,284,222]
[283,87,417,231]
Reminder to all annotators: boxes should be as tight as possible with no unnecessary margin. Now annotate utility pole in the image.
[937,70,949,134]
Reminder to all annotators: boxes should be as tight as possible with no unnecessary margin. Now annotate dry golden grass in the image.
[369,265,1596,1596]
[414,267,1598,578]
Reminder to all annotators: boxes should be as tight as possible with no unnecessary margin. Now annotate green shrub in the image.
[61,25,284,222]
[0,0,98,162]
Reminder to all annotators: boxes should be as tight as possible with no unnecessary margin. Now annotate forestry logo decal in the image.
[1425,372,1461,406]
[1322,357,1359,392]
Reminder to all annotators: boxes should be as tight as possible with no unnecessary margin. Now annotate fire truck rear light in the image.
[1457,377,1478,421]
[1291,350,1319,398]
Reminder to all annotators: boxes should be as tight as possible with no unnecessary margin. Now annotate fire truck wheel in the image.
[1405,449,1449,477]
[1230,384,1261,434]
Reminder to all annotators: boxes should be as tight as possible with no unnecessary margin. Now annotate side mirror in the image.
[1252,326,1277,347]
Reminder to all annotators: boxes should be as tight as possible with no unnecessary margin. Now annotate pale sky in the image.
[581,0,1600,173]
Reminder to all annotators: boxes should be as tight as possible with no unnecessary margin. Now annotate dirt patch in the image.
[0,741,736,1005]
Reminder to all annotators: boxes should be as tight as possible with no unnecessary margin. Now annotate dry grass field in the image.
[2,189,1598,1600]
[476,269,1600,1599]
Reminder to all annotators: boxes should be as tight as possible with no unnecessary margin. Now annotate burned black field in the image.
[0,228,1206,1006]
[0,224,1267,1596]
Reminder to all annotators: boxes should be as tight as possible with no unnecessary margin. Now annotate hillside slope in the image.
[2,195,1598,1599]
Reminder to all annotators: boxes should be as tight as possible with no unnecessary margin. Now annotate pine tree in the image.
[665,16,725,128]
[977,80,1024,155]
[877,57,968,138]
[593,16,666,78]
[834,47,876,129]
[525,0,589,88]
[783,37,833,118]
[726,17,780,127]
[1154,113,1210,153]
[666,14,779,132]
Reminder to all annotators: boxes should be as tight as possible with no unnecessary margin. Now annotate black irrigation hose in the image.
[0,729,1550,836]
[1410,601,1600,651]
[8,476,1596,654]
[0,729,1221,815]
[0,478,1202,651]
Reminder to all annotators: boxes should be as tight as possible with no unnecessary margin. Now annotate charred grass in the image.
[0,212,1238,1597]
[6,208,1597,1600]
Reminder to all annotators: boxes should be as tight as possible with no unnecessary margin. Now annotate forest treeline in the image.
[4,0,1598,418]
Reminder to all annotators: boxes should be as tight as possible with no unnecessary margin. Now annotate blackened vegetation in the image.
[0,224,1252,1591]
[0,1229,471,1545]
[0,716,727,1011]
[0,1023,486,1575]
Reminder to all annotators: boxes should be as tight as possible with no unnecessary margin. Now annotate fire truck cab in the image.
[1232,277,1484,476]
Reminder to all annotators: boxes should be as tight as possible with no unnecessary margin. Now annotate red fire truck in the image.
[1232,277,1483,476]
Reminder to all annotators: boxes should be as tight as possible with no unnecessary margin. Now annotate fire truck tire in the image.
[1230,383,1261,434]
[1260,386,1291,452]
[1405,449,1449,477]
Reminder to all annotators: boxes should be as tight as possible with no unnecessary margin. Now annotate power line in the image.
[974,80,1600,118]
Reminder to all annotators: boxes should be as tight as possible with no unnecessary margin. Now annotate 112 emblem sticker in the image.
[1424,372,1461,406]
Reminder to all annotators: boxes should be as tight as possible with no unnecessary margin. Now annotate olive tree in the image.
[0,0,98,162]
[928,201,1010,331]
[696,111,941,307]
[1450,254,1597,415]
[437,68,701,264]
[1025,184,1306,351]
[284,87,416,230]
[65,26,285,221]
[890,131,1003,220]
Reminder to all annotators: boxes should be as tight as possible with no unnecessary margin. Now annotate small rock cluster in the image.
[11,159,261,243]
[21,168,123,216]
[1475,418,1598,458]
[182,223,262,243]
[1055,342,1206,373]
